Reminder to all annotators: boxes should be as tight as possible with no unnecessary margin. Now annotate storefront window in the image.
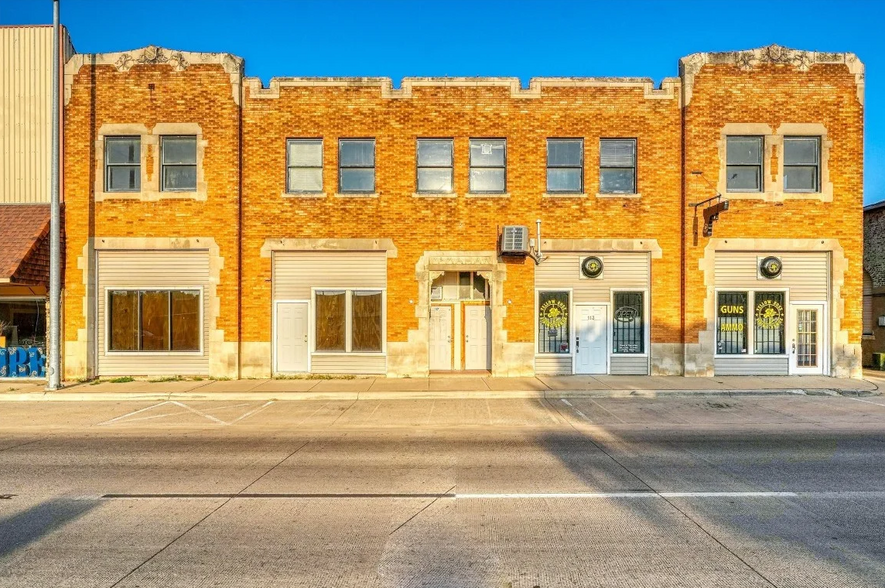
[754,291,786,354]
[613,291,644,354]
[538,291,569,354]
[315,290,346,351]
[0,299,46,348]
[352,291,382,352]
[108,289,201,352]
[716,292,748,354]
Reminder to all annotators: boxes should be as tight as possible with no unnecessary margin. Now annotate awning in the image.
[0,205,51,287]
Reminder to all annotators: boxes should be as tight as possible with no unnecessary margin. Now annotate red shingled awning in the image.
[0,205,51,287]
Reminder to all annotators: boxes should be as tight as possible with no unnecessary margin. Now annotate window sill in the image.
[596,192,641,199]
[723,191,832,202]
[312,352,386,357]
[412,192,458,198]
[862,334,876,340]
[104,351,205,356]
[543,193,586,198]
[466,192,510,198]
[334,192,379,198]
[282,191,327,199]
[95,190,206,202]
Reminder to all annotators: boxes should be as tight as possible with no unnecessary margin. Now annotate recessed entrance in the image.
[428,272,491,372]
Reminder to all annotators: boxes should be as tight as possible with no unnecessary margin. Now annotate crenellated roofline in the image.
[679,44,864,107]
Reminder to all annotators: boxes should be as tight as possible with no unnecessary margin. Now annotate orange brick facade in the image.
[60,45,865,380]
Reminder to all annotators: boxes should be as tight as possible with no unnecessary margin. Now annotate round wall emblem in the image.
[759,256,782,279]
[581,256,604,278]
[755,299,784,330]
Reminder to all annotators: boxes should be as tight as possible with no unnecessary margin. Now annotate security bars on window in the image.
[612,291,644,354]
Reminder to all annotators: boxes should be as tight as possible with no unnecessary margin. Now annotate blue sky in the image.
[2,0,883,204]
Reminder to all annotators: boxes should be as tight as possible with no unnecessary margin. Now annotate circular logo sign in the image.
[539,299,568,329]
[755,299,784,330]
[581,256,604,278]
[759,256,782,279]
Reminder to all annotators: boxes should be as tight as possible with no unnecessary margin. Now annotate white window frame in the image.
[103,286,204,356]
[713,288,792,359]
[535,288,573,356]
[310,287,387,355]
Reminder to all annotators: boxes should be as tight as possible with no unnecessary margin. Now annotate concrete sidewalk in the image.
[1,372,880,401]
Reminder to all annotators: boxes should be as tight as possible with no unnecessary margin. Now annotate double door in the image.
[429,304,490,371]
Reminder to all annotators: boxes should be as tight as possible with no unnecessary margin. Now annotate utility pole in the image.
[48,0,61,390]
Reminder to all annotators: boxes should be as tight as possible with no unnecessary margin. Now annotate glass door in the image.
[790,304,825,375]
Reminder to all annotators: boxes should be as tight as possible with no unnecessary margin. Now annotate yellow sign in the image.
[539,299,568,329]
[755,299,784,329]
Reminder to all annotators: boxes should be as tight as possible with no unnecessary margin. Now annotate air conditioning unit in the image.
[500,226,529,256]
[879,316,885,327]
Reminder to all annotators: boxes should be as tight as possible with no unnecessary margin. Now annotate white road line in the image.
[845,397,885,409]
[96,402,171,426]
[456,491,799,499]
[228,401,275,425]
[169,401,227,425]
[560,398,592,422]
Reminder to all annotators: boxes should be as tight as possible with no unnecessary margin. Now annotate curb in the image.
[0,388,878,402]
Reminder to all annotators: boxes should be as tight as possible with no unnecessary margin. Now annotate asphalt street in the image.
[1,393,885,587]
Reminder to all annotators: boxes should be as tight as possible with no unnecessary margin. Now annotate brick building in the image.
[58,43,865,381]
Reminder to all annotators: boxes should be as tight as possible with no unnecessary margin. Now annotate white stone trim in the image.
[542,193,587,199]
[244,76,679,101]
[65,45,244,105]
[260,238,398,258]
[94,123,207,202]
[680,44,865,107]
[540,238,663,259]
[596,193,642,199]
[412,192,458,198]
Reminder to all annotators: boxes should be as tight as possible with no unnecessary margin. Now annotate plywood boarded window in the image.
[316,290,346,351]
[107,289,201,352]
[109,290,139,351]
[352,291,382,352]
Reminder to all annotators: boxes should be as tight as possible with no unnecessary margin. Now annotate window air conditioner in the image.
[879,316,885,327]
[500,226,529,255]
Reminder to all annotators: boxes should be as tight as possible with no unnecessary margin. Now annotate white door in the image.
[464,305,491,370]
[276,302,308,373]
[429,306,453,371]
[790,304,825,375]
[575,304,608,374]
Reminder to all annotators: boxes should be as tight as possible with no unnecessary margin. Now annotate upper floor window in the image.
[469,138,506,193]
[783,136,820,193]
[726,136,763,192]
[599,139,636,194]
[287,139,323,193]
[105,136,141,192]
[161,136,197,192]
[547,139,583,193]
[338,139,375,193]
[416,139,454,193]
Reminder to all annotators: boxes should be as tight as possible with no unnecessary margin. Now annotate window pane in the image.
[469,139,505,167]
[106,137,140,164]
[538,291,570,354]
[469,168,505,192]
[784,166,818,192]
[316,291,346,351]
[459,272,471,299]
[417,140,453,166]
[339,140,375,167]
[162,165,197,191]
[171,291,200,351]
[717,292,748,355]
[288,168,323,192]
[162,137,197,164]
[726,137,762,165]
[107,165,141,191]
[754,292,786,354]
[600,168,635,193]
[548,139,582,166]
[417,168,453,193]
[600,139,635,167]
[140,291,170,351]
[288,140,322,166]
[547,168,582,193]
[109,291,138,351]
[473,273,488,300]
[784,137,819,165]
[339,168,375,192]
[613,292,644,354]
[352,291,382,352]
[726,166,761,192]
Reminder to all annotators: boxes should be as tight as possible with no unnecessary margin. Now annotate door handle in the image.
[791,340,796,354]
[304,335,308,343]
[575,337,580,350]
